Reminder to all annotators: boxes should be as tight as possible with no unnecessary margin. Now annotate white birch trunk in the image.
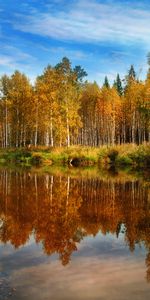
[5,101,8,148]
[35,106,38,147]
[66,107,70,147]
[50,109,54,147]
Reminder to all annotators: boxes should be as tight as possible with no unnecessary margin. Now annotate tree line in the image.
[0,55,150,148]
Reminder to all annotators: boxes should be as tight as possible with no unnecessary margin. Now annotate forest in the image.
[0,55,150,148]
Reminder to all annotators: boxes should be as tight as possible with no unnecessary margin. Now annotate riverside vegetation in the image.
[0,143,149,168]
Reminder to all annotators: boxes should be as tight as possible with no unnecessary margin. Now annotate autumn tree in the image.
[0,71,33,147]
[55,57,85,146]
[0,75,11,147]
[96,86,121,145]
[34,66,61,146]
[79,82,100,146]
[0,56,149,147]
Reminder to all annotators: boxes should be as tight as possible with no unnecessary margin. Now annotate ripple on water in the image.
[0,273,16,300]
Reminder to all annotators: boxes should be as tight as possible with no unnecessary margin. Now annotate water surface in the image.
[0,167,150,300]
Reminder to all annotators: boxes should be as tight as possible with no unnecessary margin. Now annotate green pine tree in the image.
[103,76,110,88]
[113,74,123,96]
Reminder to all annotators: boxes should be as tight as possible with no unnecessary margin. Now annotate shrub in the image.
[129,150,147,166]
[107,149,119,163]
[31,154,43,165]
[7,150,32,163]
[116,155,132,166]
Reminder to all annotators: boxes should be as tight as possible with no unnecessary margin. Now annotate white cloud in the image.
[0,55,18,69]
[12,0,150,46]
[0,47,37,74]
[11,253,148,300]
[49,46,91,60]
[89,70,124,86]
[0,53,37,85]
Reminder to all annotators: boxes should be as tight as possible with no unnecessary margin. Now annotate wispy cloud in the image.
[0,55,15,69]
[0,0,149,84]
[49,46,91,60]
[0,46,36,72]
[11,254,148,300]
[12,0,150,46]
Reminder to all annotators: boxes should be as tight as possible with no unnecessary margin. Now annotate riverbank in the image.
[0,144,149,168]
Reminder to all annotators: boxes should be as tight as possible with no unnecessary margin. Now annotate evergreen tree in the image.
[124,65,136,94]
[73,65,87,83]
[113,74,123,96]
[128,65,136,80]
[55,57,71,76]
[103,76,110,88]
[147,52,150,81]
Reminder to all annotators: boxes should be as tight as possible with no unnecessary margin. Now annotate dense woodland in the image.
[0,55,150,148]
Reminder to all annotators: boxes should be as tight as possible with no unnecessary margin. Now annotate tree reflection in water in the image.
[0,168,149,276]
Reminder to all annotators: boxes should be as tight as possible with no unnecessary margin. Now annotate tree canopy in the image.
[0,57,149,147]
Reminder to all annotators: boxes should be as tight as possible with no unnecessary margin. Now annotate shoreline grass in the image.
[0,143,149,168]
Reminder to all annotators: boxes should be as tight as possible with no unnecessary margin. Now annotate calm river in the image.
[0,166,150,300]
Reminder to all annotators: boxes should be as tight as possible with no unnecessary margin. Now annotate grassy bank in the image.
[0,144,149,168]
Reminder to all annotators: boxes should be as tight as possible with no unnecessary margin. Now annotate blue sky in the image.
[0,0,150,85]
